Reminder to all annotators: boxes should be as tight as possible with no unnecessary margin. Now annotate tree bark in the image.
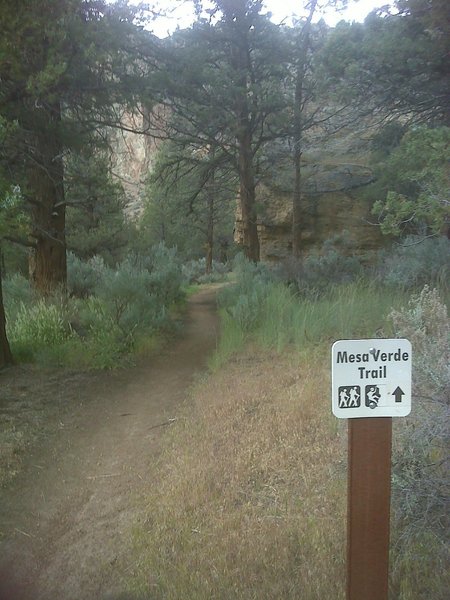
[238,138,260,262]
[205,176,215,275]
[0,255,13,368]
[292,0,318,258]
[224,0,260,262]
[292,87,303,258]
[28,104,67,295]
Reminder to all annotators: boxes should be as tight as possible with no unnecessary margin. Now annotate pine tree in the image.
[149,0,289,261]
[0,0,154,293]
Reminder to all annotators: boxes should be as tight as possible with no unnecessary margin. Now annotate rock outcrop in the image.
[110,107,164,219]
[235,122,385,261]
[111,108,385,259]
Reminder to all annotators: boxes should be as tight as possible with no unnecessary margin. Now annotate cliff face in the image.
[110,109,384,259]
[235,123,384,261]
[110,107,164,219]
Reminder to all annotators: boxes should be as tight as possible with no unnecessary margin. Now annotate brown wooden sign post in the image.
[347,417,392,600]
[331,339,412,600]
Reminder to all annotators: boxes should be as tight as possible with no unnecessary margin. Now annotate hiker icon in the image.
[365,385,381,409]
[338,386,361,408]
[348,387,360,407]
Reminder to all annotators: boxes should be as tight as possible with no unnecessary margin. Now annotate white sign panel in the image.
[332,338,412,418]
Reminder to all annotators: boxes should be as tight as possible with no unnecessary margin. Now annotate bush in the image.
[218,254,273,328]
[377,236,450,290]
[182,258,230,284]
[274,235,363,298]
[388,287,450,597]
[4,244,184,368]
[145,243,184,307]
[94,245,184,339]
[67,252,107,298]
[95,261,162,338]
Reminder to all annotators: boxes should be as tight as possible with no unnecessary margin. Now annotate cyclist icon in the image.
[365,385,381,409]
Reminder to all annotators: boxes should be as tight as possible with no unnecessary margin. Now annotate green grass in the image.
[214,279,410,366]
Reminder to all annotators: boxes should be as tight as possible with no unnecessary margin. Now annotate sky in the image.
[143,1,395,38]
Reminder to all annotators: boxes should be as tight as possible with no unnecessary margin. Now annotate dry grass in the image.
[129,347,346,599]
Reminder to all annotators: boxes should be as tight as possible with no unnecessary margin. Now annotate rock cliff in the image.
[235,122,385,261]
[110,107,164,219]
[111,110,384,260]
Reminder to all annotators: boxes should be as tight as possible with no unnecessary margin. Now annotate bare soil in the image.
[0,287,219,600]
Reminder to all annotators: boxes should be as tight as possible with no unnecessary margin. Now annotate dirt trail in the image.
[0,287,219,600]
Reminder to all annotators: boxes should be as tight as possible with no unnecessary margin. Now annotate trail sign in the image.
[332,338,412,418]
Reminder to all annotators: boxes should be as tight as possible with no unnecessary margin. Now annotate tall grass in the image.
[210,261,449,599]
[214,278,409,367]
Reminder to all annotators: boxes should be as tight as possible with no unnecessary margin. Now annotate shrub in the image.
[128,244,184,305]
[146,243,184,306]
[94,245,184,339]
[388,287,450,597]
[218,254,273,329]
[95,261,161,337]
[274,235,363,298]
[182,258,230,284]
[377,236,450,290]
[67,253,107,298]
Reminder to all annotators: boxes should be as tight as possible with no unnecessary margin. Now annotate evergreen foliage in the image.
[148,0,290,261]
[322,0,450,124]
[65,152,136,265]
[371,126,450,237]
[0,0,155,293]
[141,140,235,264]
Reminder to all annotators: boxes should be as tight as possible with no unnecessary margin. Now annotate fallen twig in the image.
[86,473,121,480]
[15,528,35,538]
[147,417,177,431]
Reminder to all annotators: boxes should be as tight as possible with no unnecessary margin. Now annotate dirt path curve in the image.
[0,287,219,600]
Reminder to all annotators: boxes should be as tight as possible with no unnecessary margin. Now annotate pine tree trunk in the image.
[292,79,303,259]
[205,184,214,275]
[292,125,303,258]
[225,0,260,262]
[292,0,317,259]
[0,257,13,368]
[238,123,260,262]
[28,104,67,295]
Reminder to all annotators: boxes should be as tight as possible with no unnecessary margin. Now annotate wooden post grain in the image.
[347,417,392,600]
